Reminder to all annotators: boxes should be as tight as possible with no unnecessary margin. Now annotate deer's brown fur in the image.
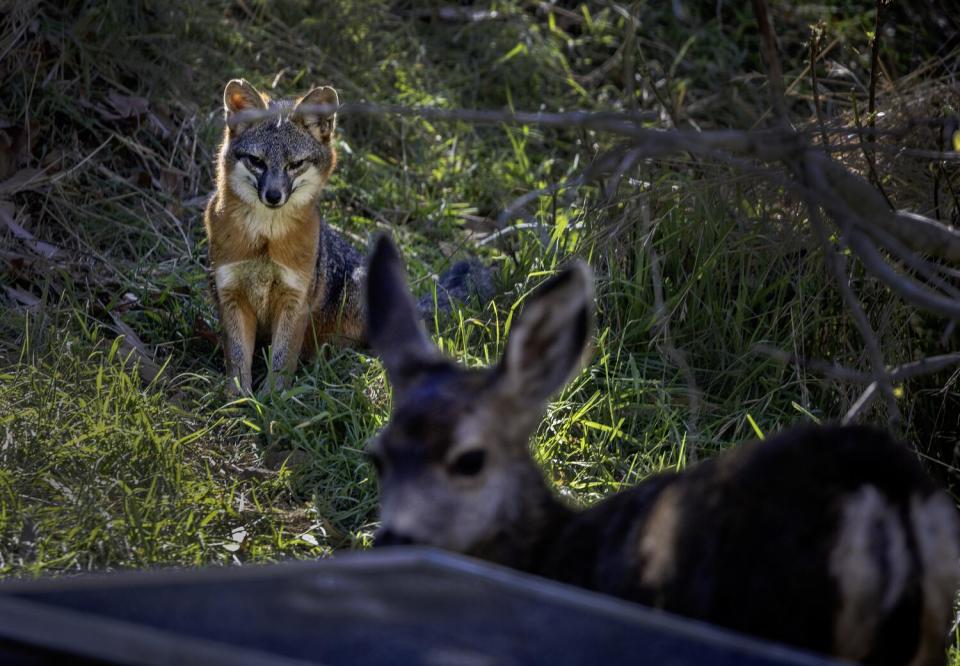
[364,235,960,666]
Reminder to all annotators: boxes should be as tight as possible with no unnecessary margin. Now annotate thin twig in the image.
[809,22,831,153]
[799,161,901,426]
[751,0,788,124]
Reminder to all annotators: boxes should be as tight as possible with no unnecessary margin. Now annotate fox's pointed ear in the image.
[366,235,441,397]
[497,263,593,406]
[223,79,266,133]
[293,86,339,142]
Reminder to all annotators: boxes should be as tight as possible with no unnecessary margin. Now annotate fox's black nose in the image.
[264,189,283,206]
[374,529,417,548]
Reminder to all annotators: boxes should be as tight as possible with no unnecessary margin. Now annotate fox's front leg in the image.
[221,298,257,396]
[264,295,309,392]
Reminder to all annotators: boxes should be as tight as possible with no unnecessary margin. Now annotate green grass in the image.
[1,0,958,660]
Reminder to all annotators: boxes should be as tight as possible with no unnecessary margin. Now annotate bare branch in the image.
[799,162,901,426]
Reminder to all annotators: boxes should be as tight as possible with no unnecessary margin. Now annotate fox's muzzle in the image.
[258,168,290,208]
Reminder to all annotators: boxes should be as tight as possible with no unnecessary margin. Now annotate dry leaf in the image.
[4,285,40,310]
[0,202,61,258]
[109,313,162,383]
[0,167,45,195]
[99,90,150,120]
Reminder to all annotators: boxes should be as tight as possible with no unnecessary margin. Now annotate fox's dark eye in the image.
[242,154,266,170]
[449,449,486,477]
[366,451,384,476]
[288,159,306,171]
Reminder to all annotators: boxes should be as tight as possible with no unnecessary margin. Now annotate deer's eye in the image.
[365,451,384,476]
[242,154,266,170]
[449,449,486,478]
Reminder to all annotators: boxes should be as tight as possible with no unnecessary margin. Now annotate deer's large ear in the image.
[366,235,440,396]
[223,79,267,133]
[497,263,593,405]
[292,86,338,142]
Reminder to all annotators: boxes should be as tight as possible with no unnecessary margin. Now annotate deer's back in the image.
[541,425,959,665]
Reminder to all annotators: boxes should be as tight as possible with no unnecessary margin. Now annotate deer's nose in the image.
[374,528,417,548]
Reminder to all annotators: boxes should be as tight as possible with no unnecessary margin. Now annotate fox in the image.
[204,79,491,394]
[363,234,960,666]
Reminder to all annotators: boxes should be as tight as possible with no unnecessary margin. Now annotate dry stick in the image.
[237,101,687,192]
[235,100,950,147]
[753,344,870,383]
[755,345,960,385]
[867,0,887,153]
[238,101,960,295]
[751,0,788,125]
[809,23,831,153]
[891,352,960,381]
[862,224,960,301]
[850,94,894,210]
[842,353,960,425]
[845,227,960,319]
[229,103,658,134]
[621,8,637,111]
[933,117,951,221]
[805,155,960,316]
[817,157,960,263]
[799,161,901,426]
[845,383,879,423]
[806,157,960,315]
[844,144,960,161]
[753,0,901,429]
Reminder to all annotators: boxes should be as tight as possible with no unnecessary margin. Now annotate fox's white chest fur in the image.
[214,259,308,325]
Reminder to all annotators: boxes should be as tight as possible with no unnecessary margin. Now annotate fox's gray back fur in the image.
[415,258,495,319]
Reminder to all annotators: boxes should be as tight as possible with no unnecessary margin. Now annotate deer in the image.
[363,235,960,666]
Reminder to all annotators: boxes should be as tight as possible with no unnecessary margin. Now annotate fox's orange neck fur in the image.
[208,137,336,272]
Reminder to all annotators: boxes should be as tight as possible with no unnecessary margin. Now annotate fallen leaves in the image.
[84,90,174,139]
[0,201,61,259]
[108,313,163,384]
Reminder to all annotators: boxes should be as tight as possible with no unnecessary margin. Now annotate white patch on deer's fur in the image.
[829,486,911,661]
[449,415,487,461]
[907,493,960,666]
[638,486,681,590]
[376,482,439,546]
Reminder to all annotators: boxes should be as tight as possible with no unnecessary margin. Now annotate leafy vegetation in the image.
[0,0,958,655]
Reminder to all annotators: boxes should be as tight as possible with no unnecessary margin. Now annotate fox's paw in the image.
[225,376,253,400]
[258,372,291,397]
